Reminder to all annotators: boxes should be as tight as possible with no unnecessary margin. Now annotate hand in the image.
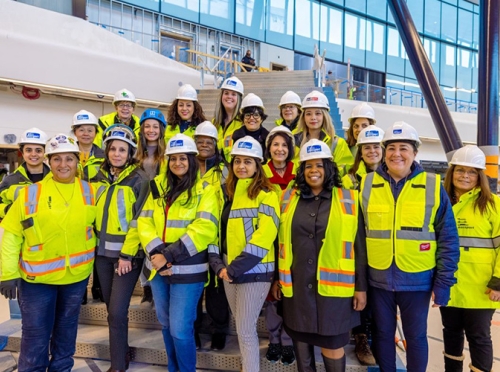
[271,281,282,301]
[431,291,441,308]
[218,268,232,283]
[485,288,500,302]
[353,291,366,311]
[150,254,168,271]
[0,279,19,300]
[116,259,132,276]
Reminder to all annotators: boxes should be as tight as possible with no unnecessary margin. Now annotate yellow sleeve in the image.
[333,137,354,176]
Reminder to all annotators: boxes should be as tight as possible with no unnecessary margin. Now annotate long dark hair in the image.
[136,123,166,169]
[346,118,375,147]
[164,153,199,206]
[444,164,496,215]
[167,99,206,129]
[294,158,342,194]
[225,156,274,200]
[101,140,138,173]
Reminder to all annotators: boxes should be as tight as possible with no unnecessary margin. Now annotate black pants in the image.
[440,306,495,372]
[95,256,144,370]
[195,267,229,334]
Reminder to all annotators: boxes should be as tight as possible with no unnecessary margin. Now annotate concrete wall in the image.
[259,44,295,71]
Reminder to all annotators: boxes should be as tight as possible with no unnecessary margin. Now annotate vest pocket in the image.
[400,202,425,227]
[21,216,44,246]
[367,204,389,231]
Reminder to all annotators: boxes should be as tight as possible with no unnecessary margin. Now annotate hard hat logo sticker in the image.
[26,133,41,139]
[365,130,379,137]
[77,114,90,120]
[238,142,252,149]
[393,129,403,135]
[170,140,184,147]
[306,145,322,153]
[227,80,237,86]
[307,97,319,101]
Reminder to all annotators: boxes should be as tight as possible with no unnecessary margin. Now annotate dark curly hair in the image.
[294,158,342,194]
[166,99,206,129]
[237,107,268,123]
[264,132,294,164]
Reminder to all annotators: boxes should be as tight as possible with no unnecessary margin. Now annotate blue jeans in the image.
[370,287,431,372]
[18,277,88,372]
[150,275,204,372]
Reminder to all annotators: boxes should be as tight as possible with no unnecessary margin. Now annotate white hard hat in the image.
[450,145,486,170]
[166,134,198,155]
[382,121,421,148]
[348,102,376,124]
[195,121,219,140]
[19,127,48,146]
[176,84,198,101]
[45,134,80,156]
[103,124,137,148]
[279,91,302,108]
[221,76,244,95]
[299,139,333,162]
[240,93,265,112]
[113,89,136,104]
[231,136,263,162]
[72,110,98,130]
[357,126,385,146]
[301,90,330,111]
[265,126,295,148]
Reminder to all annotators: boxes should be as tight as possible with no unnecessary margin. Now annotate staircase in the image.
[0,289,406,371]
[198,70,345,136]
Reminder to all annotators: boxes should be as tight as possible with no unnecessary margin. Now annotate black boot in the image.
[322,354,346,372]
[140,285,154,309]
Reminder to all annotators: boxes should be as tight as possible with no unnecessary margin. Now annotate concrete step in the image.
[0,318,406,371]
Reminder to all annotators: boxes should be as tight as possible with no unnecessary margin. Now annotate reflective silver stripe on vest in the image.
[20,257,65,275]
[146,237,164,254]
[14,185,23,201]
[181,233,198,256]
[140,210,153,218]
[396,230,436,240]
[104,241,124,251]
[25,184,40,215]
[129,220,138,228]
[246,261,275,274]
[319,269,355,285]
[259,204,279,229]
[69,249,94,267]
[367,230,392,239]
[459,237,496,248]
[344,241,353,259]
[229,208,258,218]
[170,262,208,275]
[96,185,106,200]
[117,189,128,233]
[339,188,355,215]
[422,173,437,233]
[361,173,374,219]
[196,211,218,226]
[86,227,93,240]
[331,136,338,154]
[208,244,219,254]
[494,236,500,248]
[279,270,292,284]
[79,180,94,205]
[243,243,268,258]
[280,188,295,214]
[167,219,193,228]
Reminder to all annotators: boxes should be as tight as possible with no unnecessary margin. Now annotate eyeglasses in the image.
[454,168,479,177]
[243,113,261,120]
[117,103,134,109]
[282,105,297,111]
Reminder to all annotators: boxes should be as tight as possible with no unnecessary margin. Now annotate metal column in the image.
[477,0,499,193]
[387,0,463,159]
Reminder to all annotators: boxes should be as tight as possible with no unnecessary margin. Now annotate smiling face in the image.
[222,90,239,112]
[269,134,289,164]
[384,142,417,180]
[169,153,189,178]
[115,102,134,122]
[74,125,97,146]
[361,143,383,169]
[281,105,300,123]
[195,136,216,160]
[452,165,479,194]
[304,159,325,194]
[107,139,130,168]
[142,119,161,144]
[303,109,324,131]
[243,110,263,132]
[352,118,371,140]
[233,155,257,179]
[177,100,194,121]
[22,144,45,167]
[49,152,78,183]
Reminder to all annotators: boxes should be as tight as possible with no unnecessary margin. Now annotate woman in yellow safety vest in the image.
[293,90,353,175]
[0,134,96,372]
[209,136,279,372]
[131,133,219,372]
[212,76,244,161]
[274,91,302,132]
[0,127,50,219]
[277,138,366,372]
[165,84,207,143]
[345,102,376,157]
[440,145,500,372]
[92,124,149,372]
[359,121,460,372]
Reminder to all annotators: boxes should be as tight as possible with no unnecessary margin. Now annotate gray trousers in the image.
[264,300,292,346]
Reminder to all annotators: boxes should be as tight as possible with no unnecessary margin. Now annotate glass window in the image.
[344,13,366,67]
[266,0,294,48]
[345,0,365,13]
[440,44,456,87]
[366,0,386,21]
[323,0,343,4]
[471,51,478,96]
[406,0,423,33]
[458,0,473,10]
[200,0,234,33]
[424,0,440,38]
[456,47,472,90]
[423,38,441,82]
[441,3,457,43]
[442,0,457,5]
[294,0,320,53]
[457,9,473,46]
[235,0,266,41]
[161,0,199,22]
[472,12,479,49]
[365,19,385,71]
[387,27,405,76]
[319,4,343,61]
[124,0,160,11]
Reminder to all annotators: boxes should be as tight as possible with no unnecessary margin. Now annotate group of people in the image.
[0,77,498,372]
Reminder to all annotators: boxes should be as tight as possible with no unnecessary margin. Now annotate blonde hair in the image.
[296,108,336,148]
[212,90,242,132]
